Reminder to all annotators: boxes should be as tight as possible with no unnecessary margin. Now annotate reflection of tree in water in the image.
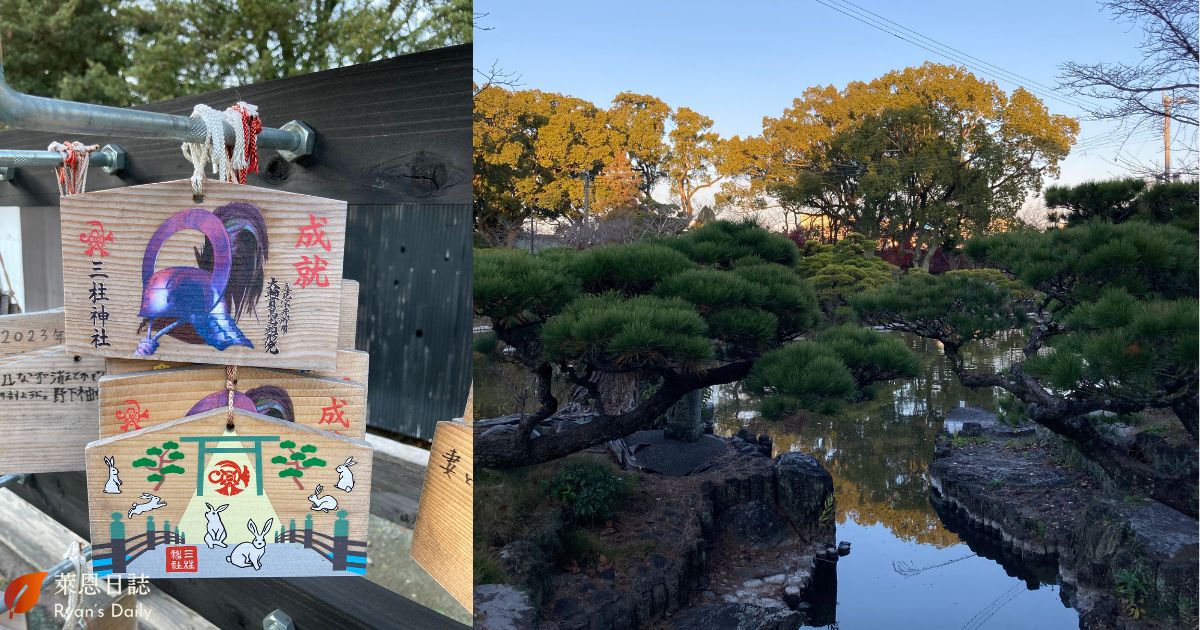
[713,332,1023,548]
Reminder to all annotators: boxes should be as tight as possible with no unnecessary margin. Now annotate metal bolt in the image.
[263,609,294,630]
[276,121,314,162]
[0,473,27,488]
[99,144,126,175]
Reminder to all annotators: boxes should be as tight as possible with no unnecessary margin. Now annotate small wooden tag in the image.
[86,408,372,579]
[98,365,367,438]
[60,180,347,370]
[410,420,473,612]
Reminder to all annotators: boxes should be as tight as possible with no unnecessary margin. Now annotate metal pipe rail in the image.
[0,65,314,162]
[0,145,125,172]
[0,546,93,616]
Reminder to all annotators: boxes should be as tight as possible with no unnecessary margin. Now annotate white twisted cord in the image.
[181,104,247,197]
[60,541,86,629]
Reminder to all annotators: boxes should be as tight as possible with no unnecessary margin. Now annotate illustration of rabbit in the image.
[203,502,229,549]
[335,456,357,492]
[103,456,122,494]
[127,493,167,518]
[227,518,273,571]
[308,484,338,512]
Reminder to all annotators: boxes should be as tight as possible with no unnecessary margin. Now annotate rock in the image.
[742,579,763,589]
[784,585,801,596]
[702,591,716,600]
[774,452,835,536]
[782,591,802,610]
[837,541,851,556]
[718,500,790,549]
[475,584,536,630]
[625,430,729,476]
[669,603,805,630]
[722,595,739,604]
[497,539,550,603]
[758,597,785,609]
[763,573,786,585]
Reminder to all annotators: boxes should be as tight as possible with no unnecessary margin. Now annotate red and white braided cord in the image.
[48,141,99,196]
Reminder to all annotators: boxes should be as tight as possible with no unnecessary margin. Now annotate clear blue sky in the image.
[476,0,1192,189]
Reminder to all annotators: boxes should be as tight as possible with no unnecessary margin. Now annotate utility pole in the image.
[1163,93,1172,182]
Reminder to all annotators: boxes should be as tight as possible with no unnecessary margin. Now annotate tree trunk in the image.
[476,362,753,469]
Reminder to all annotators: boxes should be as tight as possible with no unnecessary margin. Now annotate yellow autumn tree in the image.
[727,63,1079,267]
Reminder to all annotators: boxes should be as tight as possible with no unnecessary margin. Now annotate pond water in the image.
[475,331,1082,629]
[710,332,1079,629]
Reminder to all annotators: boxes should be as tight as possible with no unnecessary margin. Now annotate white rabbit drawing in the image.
[203,502,229,549]
[308,484,338,512]
[127,493,166,518]
[103,456,122,494]
[226,518,273,571]
[335,456,357,492]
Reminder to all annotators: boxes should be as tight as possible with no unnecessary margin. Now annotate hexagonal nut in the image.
[277,121,315,162]
[261,609,294,630]
[99,144,126,175]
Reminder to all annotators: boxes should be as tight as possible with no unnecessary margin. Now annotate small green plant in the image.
[474,549,508,585]
[818,494,836,526]
[988,477,1004,489]
[131,440,186,491]
[548,462,631,525]
[472,332,500,357]
[951,434,989,448]
[1176,595,1197,627]
[1115,564,1150,620]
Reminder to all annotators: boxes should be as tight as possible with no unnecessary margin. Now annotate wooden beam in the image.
[0,45,470,208]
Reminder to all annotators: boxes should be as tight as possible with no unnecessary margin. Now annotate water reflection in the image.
[474,331,1079,628]
[711,331,1078,628]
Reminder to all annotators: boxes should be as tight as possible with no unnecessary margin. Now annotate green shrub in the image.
[473,332,500,356]
[548,461,632,525]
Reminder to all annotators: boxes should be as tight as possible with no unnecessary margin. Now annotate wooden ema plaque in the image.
[0,345,105,472]
[97,365,367,438]
[60,180,347,371]
[85,408,372,578]
[104,348,369,387]
[410,420,472,612]
[0,309,66,356]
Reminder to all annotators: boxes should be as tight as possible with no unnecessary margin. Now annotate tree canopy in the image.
[474,221,916,468]
[0,0,471,106]
[473,87,732,245]
[1045,178,1198,232]
[856,220,1198,515]
[723,63,1079,268]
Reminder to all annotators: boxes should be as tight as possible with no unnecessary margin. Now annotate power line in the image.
[813,0,1095,113]
[829,0,1099,110]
